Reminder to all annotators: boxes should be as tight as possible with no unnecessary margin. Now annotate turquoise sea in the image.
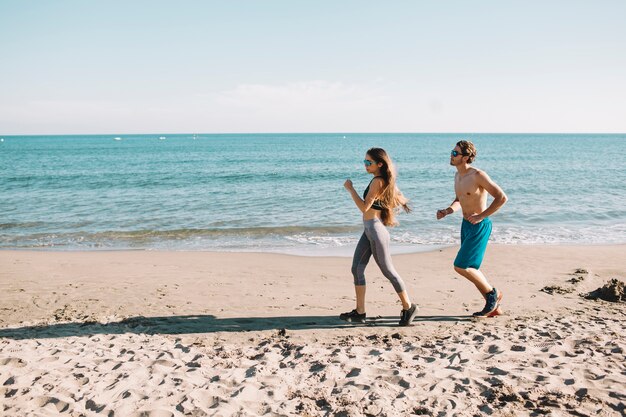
[1,133,624,255]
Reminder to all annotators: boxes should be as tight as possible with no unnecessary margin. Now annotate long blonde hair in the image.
[367,147,411,226]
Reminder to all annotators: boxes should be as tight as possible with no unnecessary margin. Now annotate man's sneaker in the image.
[486,305,503,317]
[399,303,419,326]
[339,309,366,323]
[473,288,502,318]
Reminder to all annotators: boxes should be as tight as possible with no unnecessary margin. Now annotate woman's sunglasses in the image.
[451,150,467,157]
[363,160,375,166]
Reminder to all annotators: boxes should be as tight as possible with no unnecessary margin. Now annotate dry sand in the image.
[1,245,625,416]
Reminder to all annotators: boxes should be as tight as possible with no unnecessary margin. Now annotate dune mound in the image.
[585,278,626,302]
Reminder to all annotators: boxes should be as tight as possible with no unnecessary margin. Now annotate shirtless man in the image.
[436,140,508,317]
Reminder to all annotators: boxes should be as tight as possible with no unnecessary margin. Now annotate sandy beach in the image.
[1,245,625,416]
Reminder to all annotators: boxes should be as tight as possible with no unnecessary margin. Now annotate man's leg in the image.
[454,219,501,316]
[454,266,502,316]
[453,266,492,294]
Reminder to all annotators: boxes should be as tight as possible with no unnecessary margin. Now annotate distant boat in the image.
[343,135,346,139]
[113,137,122,141]
[0,138,4,142]
[192,134,197,140]
[159,136,166,140]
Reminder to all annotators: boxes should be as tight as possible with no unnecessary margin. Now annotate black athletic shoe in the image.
[339,309,366,323]
[473,288,501,318]
[399,303,418,326]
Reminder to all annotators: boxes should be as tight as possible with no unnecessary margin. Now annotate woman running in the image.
[341,147,418,326]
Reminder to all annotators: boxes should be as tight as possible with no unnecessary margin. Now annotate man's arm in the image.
[436,197,461,220]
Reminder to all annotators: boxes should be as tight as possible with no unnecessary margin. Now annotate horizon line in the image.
[2,131,625,137]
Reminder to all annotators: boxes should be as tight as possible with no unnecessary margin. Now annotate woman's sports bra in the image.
[363,177,385,210]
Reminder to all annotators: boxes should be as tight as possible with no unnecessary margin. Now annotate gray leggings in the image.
[351,218,406,293]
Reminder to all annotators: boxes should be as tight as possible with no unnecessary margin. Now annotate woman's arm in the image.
[344,178,383,213]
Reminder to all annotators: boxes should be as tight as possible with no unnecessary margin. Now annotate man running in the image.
[437,140,508,317]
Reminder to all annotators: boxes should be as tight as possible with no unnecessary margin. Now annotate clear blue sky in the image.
[1,1,625,134]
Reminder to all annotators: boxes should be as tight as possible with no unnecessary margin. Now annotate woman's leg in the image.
[351,231,372,313]
[368,220,412,310]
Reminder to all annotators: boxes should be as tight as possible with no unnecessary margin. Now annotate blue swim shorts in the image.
[454,217,492,270]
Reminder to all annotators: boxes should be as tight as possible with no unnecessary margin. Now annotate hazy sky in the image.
[1,1,625,134]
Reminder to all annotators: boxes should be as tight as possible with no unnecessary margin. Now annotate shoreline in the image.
[1,241,625,257]
[0,243,448,258]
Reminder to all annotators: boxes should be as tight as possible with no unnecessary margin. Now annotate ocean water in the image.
[1,133,625,255]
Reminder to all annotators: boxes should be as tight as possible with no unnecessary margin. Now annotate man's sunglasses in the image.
[364,159,375,166]
[451,150,467,157]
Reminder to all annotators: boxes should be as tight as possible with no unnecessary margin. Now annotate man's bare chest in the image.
[455,176,481,199]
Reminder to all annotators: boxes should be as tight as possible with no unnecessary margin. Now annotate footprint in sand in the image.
[309,362,326,373]
[119,390,132,400]
[85,399,107,413]
[5,346,24,354]
[487,367,508,376]
[486,345,504,354]
[174,343,191,353]
[155,351,174,360]
[0,357,27,367]
[156,287,168,299]
[96,360,124,372]
[485,376,504,387]
[1,387,18,397]
[346,368,361,377]
[152,359,177,368]
[533,341,557,350]
[386,375,412,389]
[32,295,57,309]
[73,373,89,386]
[35,396,71,413]
[130,411,174,417]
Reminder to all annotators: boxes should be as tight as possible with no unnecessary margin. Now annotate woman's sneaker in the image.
[399,303,418,326]
[339,309,366,323]
[473,288,502,318]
